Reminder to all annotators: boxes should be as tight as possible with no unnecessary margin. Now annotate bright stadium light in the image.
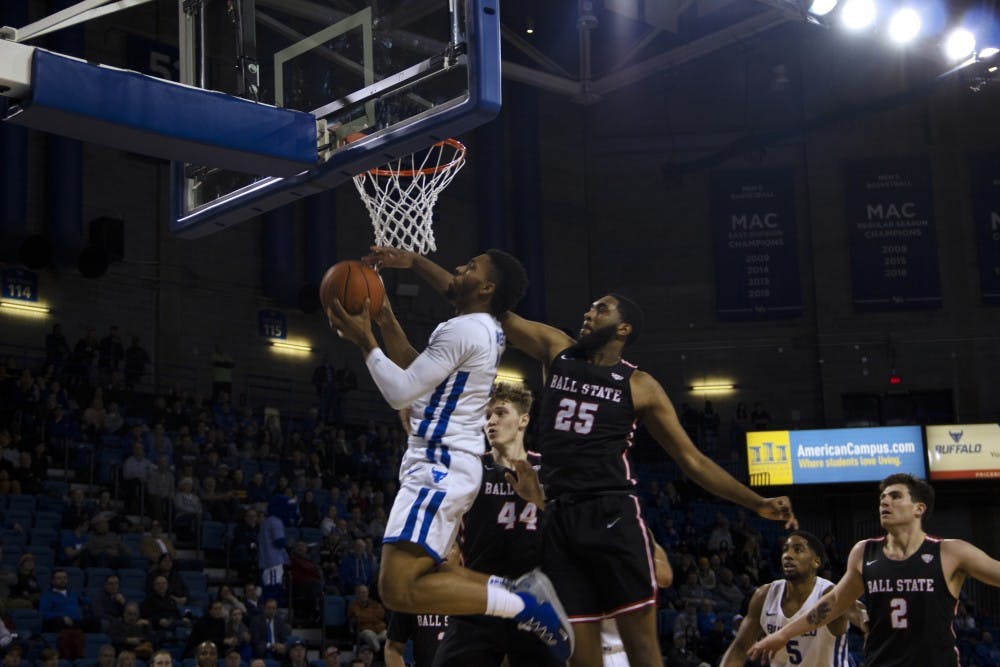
[808,0,839,17]
[944,28,976,61]
[889,8,922,44]
[841,0,877,31]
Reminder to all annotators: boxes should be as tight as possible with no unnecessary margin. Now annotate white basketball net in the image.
[353,139,467,255]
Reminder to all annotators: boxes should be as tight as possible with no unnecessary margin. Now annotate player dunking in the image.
[748,473,1000,666]
[366,247,796,667]
[432,381,563,667]
[721,531,863,667]
[325,250,573,661]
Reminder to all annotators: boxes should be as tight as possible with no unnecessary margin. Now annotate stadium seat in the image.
[657,608,678,639]
[85,566,114,588]
[118,567,147,592]
[7,494,37,513]
[33,511,63,531]
[84,634,112,659]
[322,595,347,628]
[25,545,55,569]
[29,529,59,548]
[0,543,23,567]
[121,532,143,553]
[200,520,228,552]
[9,609,42,637]
[63,566,85,592]
[299,527,322,545]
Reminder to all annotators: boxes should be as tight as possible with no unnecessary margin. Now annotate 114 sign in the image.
[2,268,39,302]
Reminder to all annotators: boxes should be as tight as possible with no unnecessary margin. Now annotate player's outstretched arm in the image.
[372,297,419,367]
[633,370,797,528]
[945,539,1000,589]
[505,459,546,509]
[498,311,574,365]
[719,585,768,667]
[748,541,867,663]
[366,246,453,295]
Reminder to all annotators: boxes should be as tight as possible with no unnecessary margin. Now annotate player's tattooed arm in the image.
[806,600,833,625]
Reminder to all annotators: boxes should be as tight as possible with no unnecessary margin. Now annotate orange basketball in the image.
[319,260,385,316]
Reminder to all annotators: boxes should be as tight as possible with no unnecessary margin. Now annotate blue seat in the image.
[118,567,147,592]
[25,545,55,569]
[58,660,74,667]
[121,532,143,553]
[179,570,208,595]
[4,510,33,530]
[83,634,112,659]
[9,609,42,637]
[299,527,322,544]
[85,566,114,588]
[657,608,678,639]
[1,543,23,567]
[29,529,59,548]
[200,520,228,551]
[33,511,63,531]
[322,595,347,628]
[63,565,85,592]
[38,496,68,514]
[7,494,36,513]
[182,659,196,667]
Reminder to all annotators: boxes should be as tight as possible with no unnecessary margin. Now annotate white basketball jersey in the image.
[759,577,850,667]
[407,313,505,458]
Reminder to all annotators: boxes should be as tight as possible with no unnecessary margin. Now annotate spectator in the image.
[351,646,373,667]
[122,442,156,508]
[243,582,263,619]
[2,645,24,667]
[0,617,13,650]
[219,585,247,617]
[321,645,340,667]
[90,575,127,626]
[258,503,290,605]
[338,539,376,593]
[8,553,42,609]
[712,568,744,613]
[173,477,203,542]
[250,598,291,659]
[140,521,176,563]
[298,490,321,529]
[284,639,309,667]
[666,633,704,667]
[211,345,235,403]
[319,507,339,536]
[115,651,136,667]
[347,585,387,654]
[38,648,59,667]
[974,631,1000,667]
[123,337,150,390]
[696,556,717,591]
[150,652,172,667]
[62,488,92,529]
[288,542,324,625]
[82,517,129,569]
[184,600,228,658]
[108,602,153,658]
[140,575,185,636]
[194,642,218,667]
[145,553,188,605]
[45,324,71,372]
[226,607,253,663]
[104,402,124,435]
[39,569,86,631]
[94,645,117,667]
[200,475,238,523]
[60,519,89,566]
[707,514,734,553]
[230,509,259,581]
[98,325,125,384]
[223,648,243,667]
[750,402,771,430]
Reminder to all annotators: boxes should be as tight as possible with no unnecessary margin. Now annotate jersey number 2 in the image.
[496,502,537,531]
[890,597,908,629]
[554,398,598,435]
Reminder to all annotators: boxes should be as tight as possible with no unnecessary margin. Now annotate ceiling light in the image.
[944,28,976,61]
[979,47,999,59]
[688,383,737,393]
[0,300,51,317]
[270,340,312,354]
[808,0,839,17]
[888,8,921,44]
[841,0,877,31]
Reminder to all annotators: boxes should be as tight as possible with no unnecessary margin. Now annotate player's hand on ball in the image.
[326,299,377,352]
[372,294,398,329]
[366,245,415,269]
[758,496,798,529]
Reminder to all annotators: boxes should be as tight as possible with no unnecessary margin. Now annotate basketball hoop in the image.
[352,138,466,255]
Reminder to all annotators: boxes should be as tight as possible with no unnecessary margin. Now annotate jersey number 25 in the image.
[554,398,598,435]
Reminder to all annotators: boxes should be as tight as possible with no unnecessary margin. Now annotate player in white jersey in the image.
[327,248,573,662]
[721,531,864,667]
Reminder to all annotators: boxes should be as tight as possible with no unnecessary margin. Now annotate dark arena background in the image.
[1,0,1000,665]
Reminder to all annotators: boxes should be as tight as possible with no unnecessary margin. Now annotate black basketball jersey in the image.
[386,611,448,667]
[458,451,542,578]
[861,536,959,667]
[537,347,638,497]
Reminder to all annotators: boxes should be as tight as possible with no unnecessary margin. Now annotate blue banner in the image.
[747,426,925,486]
[971,154,1000,305]
[258,309,287,339]
[711,168,802,319]
[2,267,39,302]
[845,159,941,310]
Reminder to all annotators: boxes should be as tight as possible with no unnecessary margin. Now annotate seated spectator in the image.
[90,575,127,626]
[200,476,238,523]
[37,648,59,667]
[7,553,42,609]
[319,507,339,536]
[150,651,173,667]
[351,645,374,667]
[974,631,1000,667]
[174,477,203,542]
[696,556,717,591]
[697,599,717,637]
[140,521,176,563]
[108,602,153,659]
[707,514,734,554]
[678,571,708,607]
[2,645,24,667]
[0,617,14,651]
[288,542,324,624]
[347,585,387,654]
[184,600,228,658]
[672,601,700,645]
[320,645,340,667]
[712,567,744,613]
[122,442,156,508]
[250,598,291,659]
[145,553,189,605]
[227,607,253,663]
[284,639,309,667]
[140,575,185,636]
[666,632,704,667]
[338,539,376,593]
[195,643,218,667]
[219,585,247,617]
[366,507,387,541]
[223,647,244,667]
[93,645,116,667]
[82,517,130,569]
[298,490,321,529]
[39,569,86,631]
[230,510,259,581]
[246,472,269,506]
[243,583,263,619]
[62,488,93,530]
[92,490,127,533]
[115,650,136,667]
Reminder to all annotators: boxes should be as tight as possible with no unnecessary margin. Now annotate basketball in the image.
[319,260,385,316]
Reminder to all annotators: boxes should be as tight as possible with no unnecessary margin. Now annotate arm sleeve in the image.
[365,320,471,409]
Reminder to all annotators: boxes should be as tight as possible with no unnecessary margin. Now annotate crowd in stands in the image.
[1,323,999,666]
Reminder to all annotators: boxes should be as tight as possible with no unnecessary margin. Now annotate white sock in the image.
[488,575,513,589]
[485,583,526,618]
